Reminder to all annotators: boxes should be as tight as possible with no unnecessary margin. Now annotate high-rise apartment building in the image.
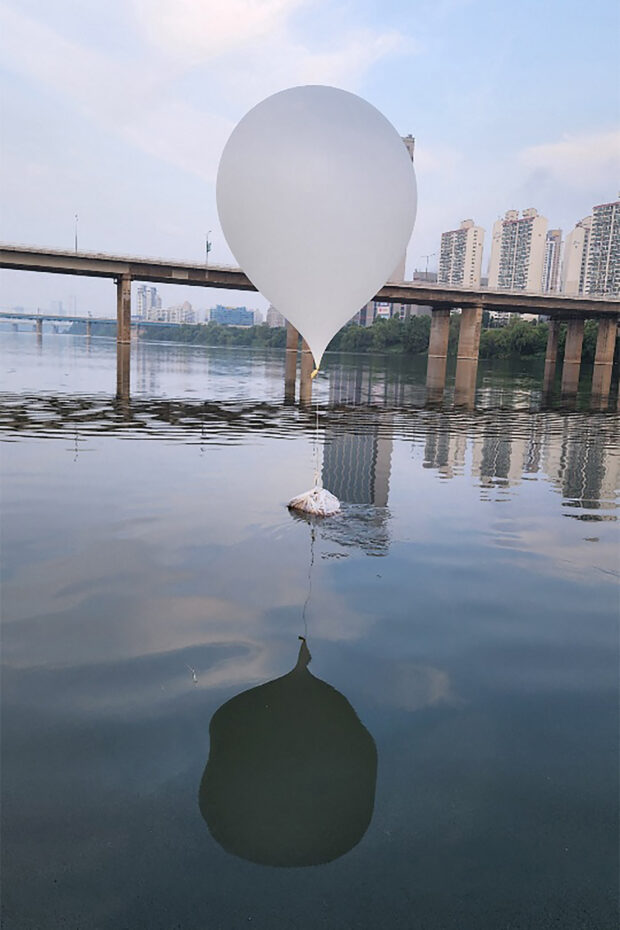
[389,135,415,283]
[488,208,548,291]
[137,285,161,319]
[266,305,286,327]
[438,219,484,288]
[585,199,619,297]
[541,229,562,292]
[561,216,592,295]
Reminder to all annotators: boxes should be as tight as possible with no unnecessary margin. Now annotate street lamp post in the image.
[421,252,436,278]
[205,231,212,268]
[74,214,79,253]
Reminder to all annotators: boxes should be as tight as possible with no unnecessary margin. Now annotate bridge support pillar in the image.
[426,308,450,399]
[454,305,482,406]
[285,321,299,402]
[543,320,560,392]
[591,318,617,401]
[299,339,314,406]
[561,318,584,396]
[116,275,131,345]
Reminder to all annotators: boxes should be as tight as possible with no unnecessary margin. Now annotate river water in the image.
[1,332,618,930]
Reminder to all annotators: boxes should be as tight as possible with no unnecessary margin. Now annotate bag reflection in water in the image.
[199,638,377,867]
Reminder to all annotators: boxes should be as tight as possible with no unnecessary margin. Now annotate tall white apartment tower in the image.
[542,229,562,292]
[438,219,485,287]
[561,216,592,295]
[585,199,620,297]
[136,285,160,319]
[388,135,415,283]
[488,208,548,291]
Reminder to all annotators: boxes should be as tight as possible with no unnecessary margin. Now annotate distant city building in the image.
[161,300,195,324]
[402,134,415,162]
[438,219,484,288]
[388,135,416,283]
[488,310,516,327]
[50,300,64,315]
[561,216,592,295]
[351,304,373,327]
[355,272,433,325]
[210,304,254,326]
[541,229,562,292]
[585,199,619,297]
[137,285,161,319]
[488,208,548,292]
[266,305,286,327]
[252,308,264,325]
[353,301,392,326]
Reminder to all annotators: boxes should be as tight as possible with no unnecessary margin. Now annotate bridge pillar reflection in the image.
[285,321,299,402]
[116,342,130,400]
[591,317,617,402]
[454,305,482,407]
[35,318,43,344]
[543,319,560,393]
[426,307,450,400]
[116,274,131,345]
[86,319,92,339]
[560,318,584,397]
[299,339,314,406]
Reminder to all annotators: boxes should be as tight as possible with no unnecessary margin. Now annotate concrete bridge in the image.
[0,309,189,337]
[2,243,619,405]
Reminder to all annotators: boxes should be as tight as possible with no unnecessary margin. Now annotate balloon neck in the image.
[310,368,320,380]
[296,636,312,670]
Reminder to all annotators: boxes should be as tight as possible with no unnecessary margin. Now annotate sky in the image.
[1,0,619,316]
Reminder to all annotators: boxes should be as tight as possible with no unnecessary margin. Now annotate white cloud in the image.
[132,0,308,64]
[215,28,407,107]
[0,5,233,180]
[519,129,620,191]
[0,1,409,183]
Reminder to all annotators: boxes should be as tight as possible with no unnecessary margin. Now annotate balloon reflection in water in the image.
[199,638,377,867]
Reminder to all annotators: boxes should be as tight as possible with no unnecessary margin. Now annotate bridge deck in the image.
[2,244,618,318]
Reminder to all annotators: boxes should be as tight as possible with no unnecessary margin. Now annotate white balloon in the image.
[217,85,417,370]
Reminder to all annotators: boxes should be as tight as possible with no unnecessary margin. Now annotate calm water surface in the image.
[1,333,618,930]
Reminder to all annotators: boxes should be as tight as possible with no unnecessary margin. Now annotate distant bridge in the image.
[0,310,184,329]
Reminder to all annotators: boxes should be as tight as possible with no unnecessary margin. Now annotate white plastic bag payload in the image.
[288,486,340,517]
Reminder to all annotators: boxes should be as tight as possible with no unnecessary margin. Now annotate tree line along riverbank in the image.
[69,314,605,363]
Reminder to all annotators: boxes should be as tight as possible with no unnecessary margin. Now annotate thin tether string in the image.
[313,400,321,488]
[301,524,316,640]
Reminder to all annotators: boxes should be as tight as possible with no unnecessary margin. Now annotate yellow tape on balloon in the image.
[310,368,320,379]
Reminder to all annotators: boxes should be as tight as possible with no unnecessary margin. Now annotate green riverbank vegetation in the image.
[70,315,603,363]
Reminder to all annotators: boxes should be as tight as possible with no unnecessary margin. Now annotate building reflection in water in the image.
[319,370,395,555]
[420,409,619,515]
[199,638,377,867]
[1,388,617,519]
[423,415,467,479]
